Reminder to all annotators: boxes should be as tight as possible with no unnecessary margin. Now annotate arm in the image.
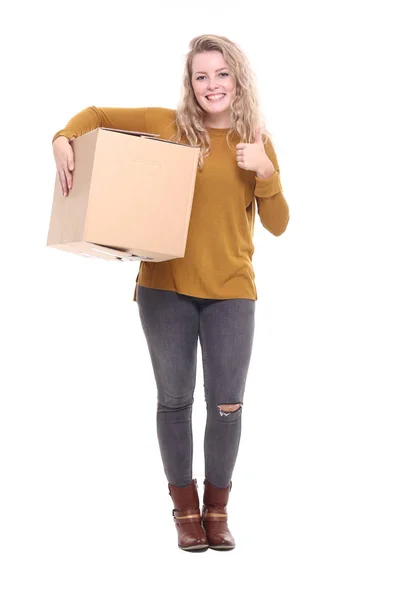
[51,106,149,144]
[254,138,290,236]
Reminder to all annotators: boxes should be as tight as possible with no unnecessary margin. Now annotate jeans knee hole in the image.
[217,404,242,417]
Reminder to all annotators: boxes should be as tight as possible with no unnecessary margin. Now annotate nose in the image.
[207,79,222,92]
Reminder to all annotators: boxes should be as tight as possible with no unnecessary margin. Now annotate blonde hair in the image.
[169,34,272,170]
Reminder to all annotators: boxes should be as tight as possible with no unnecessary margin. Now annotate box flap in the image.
[86,242,154,261]
[100,127,160,138]
[99,127,199,147]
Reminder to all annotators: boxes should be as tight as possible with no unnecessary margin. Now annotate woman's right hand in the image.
[52,135,76,196]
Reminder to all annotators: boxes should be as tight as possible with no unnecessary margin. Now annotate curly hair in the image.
[169,34,273,170]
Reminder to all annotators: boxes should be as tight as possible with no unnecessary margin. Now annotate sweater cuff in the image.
[254,170,282,198]
[52,129,77,144]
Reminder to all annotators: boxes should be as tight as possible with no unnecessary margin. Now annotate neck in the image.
[203,114,232,129]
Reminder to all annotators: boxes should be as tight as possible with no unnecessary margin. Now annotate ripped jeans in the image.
[136,284,256,488]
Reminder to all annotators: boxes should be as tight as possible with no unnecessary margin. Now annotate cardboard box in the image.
[47,127,200,262]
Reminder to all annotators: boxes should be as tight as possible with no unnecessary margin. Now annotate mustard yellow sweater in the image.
[52,106,290,302]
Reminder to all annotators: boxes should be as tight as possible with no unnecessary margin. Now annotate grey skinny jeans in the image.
[136,284,255,489]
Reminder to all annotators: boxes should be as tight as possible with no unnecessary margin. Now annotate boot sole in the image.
[209,545,235,551]
[179,544,209,552]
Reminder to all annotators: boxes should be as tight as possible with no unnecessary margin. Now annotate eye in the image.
[196,72,229,81]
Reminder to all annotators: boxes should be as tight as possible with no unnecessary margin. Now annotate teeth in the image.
[207,94,225,100]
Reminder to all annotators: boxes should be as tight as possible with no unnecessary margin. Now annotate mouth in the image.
[205,93,226,103]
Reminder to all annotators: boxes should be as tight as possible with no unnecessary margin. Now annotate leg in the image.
[136,285,200,487]
[199,297,255,488]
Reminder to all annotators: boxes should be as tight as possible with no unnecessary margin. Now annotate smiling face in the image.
[191,50,236,127]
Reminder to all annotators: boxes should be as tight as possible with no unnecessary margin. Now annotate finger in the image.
[57,169,65,196]
[68,146,75,169]
[67,171,73,190]
[66,166,73,190]
[62,167,71,193]
[58,168,68,196]
[67,147,75,189]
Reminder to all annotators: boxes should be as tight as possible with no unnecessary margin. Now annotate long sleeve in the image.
[254,137,290,236]
[51,106,149,144]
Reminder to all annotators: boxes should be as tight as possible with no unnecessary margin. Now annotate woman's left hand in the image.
[236,127,275,175]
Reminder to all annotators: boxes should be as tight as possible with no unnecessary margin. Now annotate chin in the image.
[202,99,230,113]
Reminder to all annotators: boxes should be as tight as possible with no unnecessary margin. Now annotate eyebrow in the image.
[193,67,229,75]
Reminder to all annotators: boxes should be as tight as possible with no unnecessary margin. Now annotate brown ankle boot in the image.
[168,479,209,552]
[201,478,236,550]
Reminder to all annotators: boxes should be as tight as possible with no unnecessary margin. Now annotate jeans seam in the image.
[190,312,200,477]
[199,318,209,400]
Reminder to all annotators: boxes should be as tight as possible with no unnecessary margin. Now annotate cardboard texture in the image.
[47,127,200,262]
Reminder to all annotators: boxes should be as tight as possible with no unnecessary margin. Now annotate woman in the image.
[52,34,290,552]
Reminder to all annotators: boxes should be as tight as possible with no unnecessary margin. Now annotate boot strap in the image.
[172,509,201,522]
[202,511,228,522]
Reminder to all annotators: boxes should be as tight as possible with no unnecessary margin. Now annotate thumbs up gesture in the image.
[236,126,275,178]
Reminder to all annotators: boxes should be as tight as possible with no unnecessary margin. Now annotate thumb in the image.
[254,126,263,144]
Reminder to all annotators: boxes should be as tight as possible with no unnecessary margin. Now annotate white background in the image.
[1,0,399,598]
